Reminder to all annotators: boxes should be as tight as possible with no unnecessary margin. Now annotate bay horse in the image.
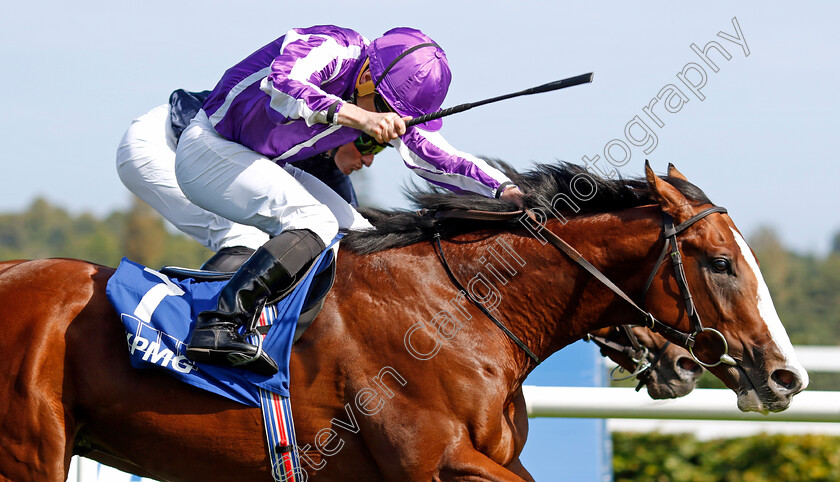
[0,163,807,481]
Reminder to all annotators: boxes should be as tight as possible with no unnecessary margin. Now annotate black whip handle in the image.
[406,72,593,127]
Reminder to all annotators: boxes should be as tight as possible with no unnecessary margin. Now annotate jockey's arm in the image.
[393,128,522,202]
[333,101,407,145]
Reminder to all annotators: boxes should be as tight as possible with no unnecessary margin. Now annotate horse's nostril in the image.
[677,357,702,375]
[771,369,802,393]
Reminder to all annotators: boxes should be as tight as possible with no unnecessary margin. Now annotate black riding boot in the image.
[186,229,326,375]
[200,246,256,272]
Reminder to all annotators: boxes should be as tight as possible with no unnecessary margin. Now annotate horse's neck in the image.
[330,208,662,385]
[460,209,664,375]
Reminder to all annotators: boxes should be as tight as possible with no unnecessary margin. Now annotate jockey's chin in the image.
[334,142,375,175]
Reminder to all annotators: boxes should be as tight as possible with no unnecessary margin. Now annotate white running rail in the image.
[523,386,840,422]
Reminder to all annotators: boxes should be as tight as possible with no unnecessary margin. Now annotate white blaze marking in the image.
[730,227,809,387]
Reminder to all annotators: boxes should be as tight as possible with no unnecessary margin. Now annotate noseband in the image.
[430,204,734,370]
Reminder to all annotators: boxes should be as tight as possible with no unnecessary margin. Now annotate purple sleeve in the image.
[259,29,355,127]
[394,127,513,198]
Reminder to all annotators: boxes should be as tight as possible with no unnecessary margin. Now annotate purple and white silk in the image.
[200,25,511,198]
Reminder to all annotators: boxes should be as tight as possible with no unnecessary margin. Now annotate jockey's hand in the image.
[334,103,407,144]
[501,186,525,209]
[362,111,407,144]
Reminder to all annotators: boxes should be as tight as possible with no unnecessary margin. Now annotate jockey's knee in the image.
[292,206,339,246]
[311,222,339,246]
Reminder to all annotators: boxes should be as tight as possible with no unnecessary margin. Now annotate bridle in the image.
[638,206,735,367]
[583,205,735,389]
[584,325,673,391]
[431,204,736,369]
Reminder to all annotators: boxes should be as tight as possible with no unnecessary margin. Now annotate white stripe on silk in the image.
[208,67,272,127]
[261,79,322,126]
[211,29,363,129]
[288,36,361,85]
[279,28,310,54]
[267,32,362,126]
[208,29,311,128]
[393,130,509,197]
[274,124,343,161]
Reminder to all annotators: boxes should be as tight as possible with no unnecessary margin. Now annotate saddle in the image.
[159,255,336,343]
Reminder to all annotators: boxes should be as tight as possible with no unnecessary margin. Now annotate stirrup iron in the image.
[227,334,265,367]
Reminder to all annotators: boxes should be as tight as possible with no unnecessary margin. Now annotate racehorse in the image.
[0,163,807,481]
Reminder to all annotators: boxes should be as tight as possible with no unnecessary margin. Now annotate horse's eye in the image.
[711,258,730,273]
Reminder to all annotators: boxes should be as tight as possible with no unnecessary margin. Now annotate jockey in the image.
[116,90,366,272]
[176,25,524,375]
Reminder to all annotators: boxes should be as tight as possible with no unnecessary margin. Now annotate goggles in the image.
[354,133,392,156]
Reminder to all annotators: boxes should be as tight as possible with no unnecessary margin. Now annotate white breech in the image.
[174,110,373,246]
[116,104,269,252]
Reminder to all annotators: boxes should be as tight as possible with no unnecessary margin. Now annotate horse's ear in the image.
[667,163,689,181]
[645,161,693,220]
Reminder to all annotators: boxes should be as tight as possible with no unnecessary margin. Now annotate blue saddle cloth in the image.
[105,248,334,407]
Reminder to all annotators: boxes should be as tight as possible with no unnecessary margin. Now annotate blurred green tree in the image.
[0,198,210,268]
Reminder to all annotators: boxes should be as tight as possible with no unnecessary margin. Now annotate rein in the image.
[429,204,735,370]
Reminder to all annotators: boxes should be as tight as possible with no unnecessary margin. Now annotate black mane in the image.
[344,161,712,254]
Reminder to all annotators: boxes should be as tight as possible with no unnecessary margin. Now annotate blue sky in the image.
[4,2,838,480]
[2,2,838,255]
